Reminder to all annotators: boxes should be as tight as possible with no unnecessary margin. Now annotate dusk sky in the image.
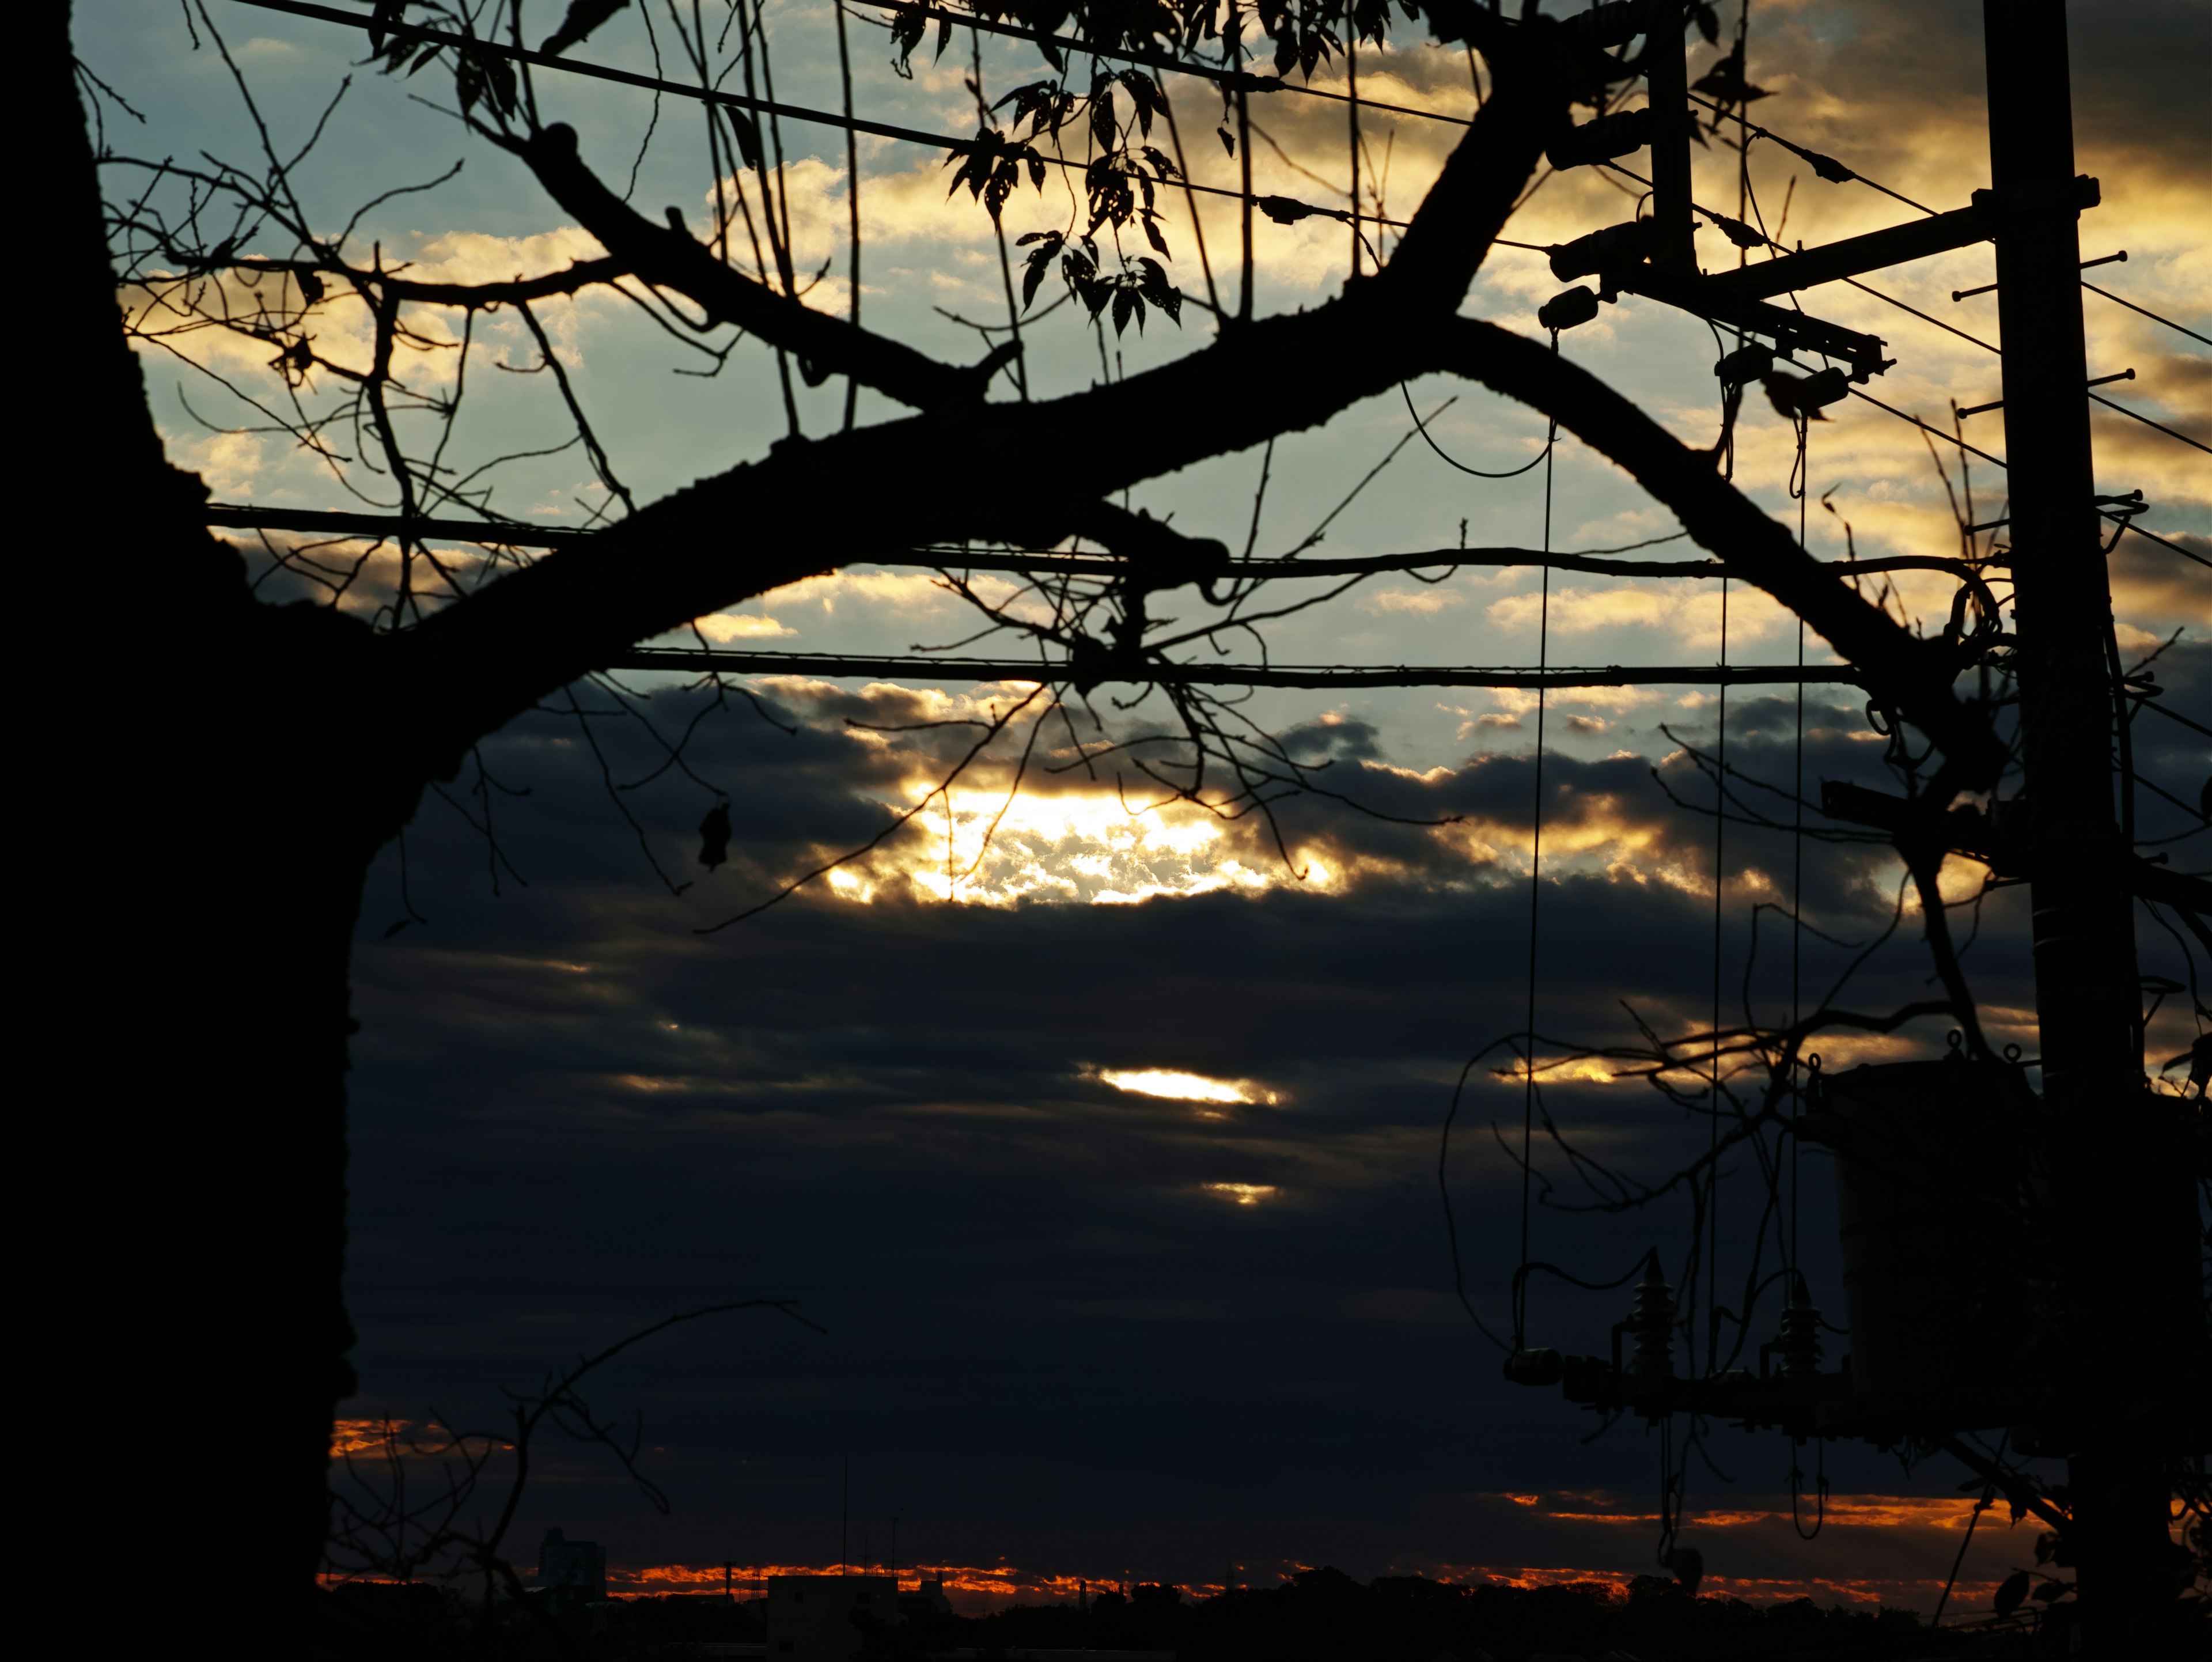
[84,0,2206,1615]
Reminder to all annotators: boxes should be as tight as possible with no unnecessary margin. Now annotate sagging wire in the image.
[1789,1434,1828,1540]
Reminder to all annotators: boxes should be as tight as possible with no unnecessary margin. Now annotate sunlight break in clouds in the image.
[1201,1183,1279,1206]
[831,781,1327,908]
[1097,1068,1280,1107]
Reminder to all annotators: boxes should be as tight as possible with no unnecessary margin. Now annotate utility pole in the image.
[1644,1,1696,274]
[1983,3,2195,1650]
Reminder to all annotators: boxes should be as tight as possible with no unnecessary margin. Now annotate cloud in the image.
[695,612,798,642]
[1485,581,1798,653]
[108,0,2206,1607]
[321,607,2195,1621]
[1361,586,1466,616]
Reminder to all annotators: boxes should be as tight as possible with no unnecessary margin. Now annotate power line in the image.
[1843,393,2210,555]
[884,2,1472,130]
[1844,387,2006,467]
[2088,392,2210,456]
[2113,521,2211,571]
[210,13,2209,586]
[224,0,1425,230]
[1841,276,1998,354]
[1684,89,1936,216]
[2084,281,2212,347]
[204,505,1994,585]
[601,649,1862,689]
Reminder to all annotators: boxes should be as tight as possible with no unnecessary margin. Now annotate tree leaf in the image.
[726,108,762,173]
[1993,1570,2031,1616]
[1091,89,1117,151]
[540,0,630,58]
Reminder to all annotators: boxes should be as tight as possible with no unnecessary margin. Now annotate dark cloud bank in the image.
[339,650,2205,1595]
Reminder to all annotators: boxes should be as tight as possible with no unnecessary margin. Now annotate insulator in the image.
[1550,219,1657,281]
[1546,107,1653,171]
[1628,1270,1675,1384]
[1777,1296,1824,1378]
[1565,2,1645,48]
[1504,1347,1565,1386]
[1798,366,1851,408]
[1537,286,1601,332]
[1715,343,1775,388]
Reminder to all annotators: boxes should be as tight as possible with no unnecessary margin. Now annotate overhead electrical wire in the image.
[2084,281,2212,348]
[880,1,1474,129]
[213,6,2211,585]
[591,649,1857,690]
[228,0,1968,259]
[221,0,1434,230]
[2087,393,2210,456]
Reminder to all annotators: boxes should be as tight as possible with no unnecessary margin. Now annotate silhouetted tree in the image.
[35,3,2159,1645]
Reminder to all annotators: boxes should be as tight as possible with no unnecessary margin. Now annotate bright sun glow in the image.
[1202,1183,1279,1206]
[831,784,1330,908]
[1097,1068,1278,1106]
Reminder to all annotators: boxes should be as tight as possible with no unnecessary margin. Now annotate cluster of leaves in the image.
[897,0,1424,86]
[968,55,1190,329]
[1243,0,1350,80]
[1993,1558,2074,1618]
[1085,143,1181,247]
[899,0,1220,70]
[364,1,520,121]
[945,122,1051,219]
[1017,230,1181,334]
[1690,39,1770,141]
[994,75,1082,144]
[992,66,1185,255]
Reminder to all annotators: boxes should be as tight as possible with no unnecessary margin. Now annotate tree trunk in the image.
[35,9,406,1638]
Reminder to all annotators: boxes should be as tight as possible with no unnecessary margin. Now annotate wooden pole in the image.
[1983,4,2192,1649]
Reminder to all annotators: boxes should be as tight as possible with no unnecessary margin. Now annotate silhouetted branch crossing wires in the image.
[327,1299,822,1608]
[222,0,1435,231]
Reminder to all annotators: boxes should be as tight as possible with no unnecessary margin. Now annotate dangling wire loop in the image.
[1399,379,1556,478]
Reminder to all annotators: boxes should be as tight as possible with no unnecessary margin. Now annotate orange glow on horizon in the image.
[607,1498,2028,1611]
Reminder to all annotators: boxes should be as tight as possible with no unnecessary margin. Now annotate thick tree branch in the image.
[505,123,1006,411]
[238,253,626,308]
[1380,17,1570,313]
[382,33,1993,797]
[1428,319,2007,785]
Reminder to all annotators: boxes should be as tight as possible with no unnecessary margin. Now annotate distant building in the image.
[900,1578,955,1617]
[537,1528,607,1603]
[763,1574,899,1660]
